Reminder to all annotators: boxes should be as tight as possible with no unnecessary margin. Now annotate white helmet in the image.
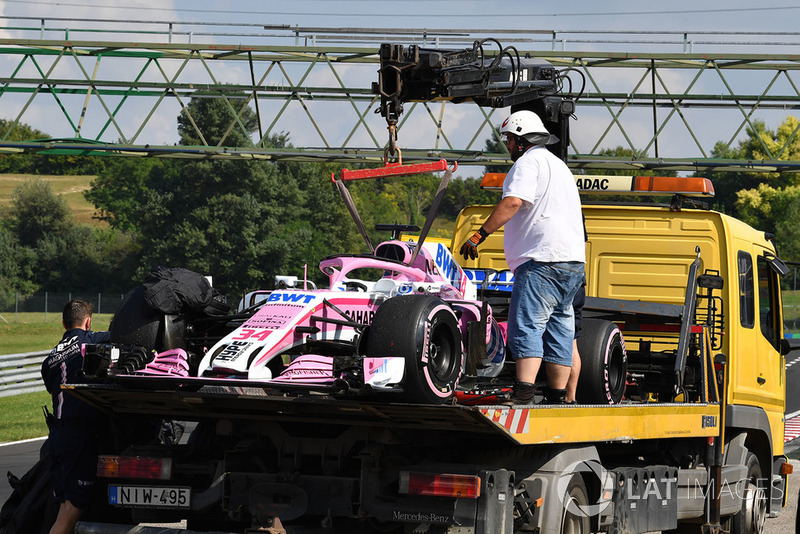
[500,110,558,145]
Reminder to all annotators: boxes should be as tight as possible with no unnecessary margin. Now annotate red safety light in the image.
[97,455,172,480]
[480,173,715,198]
[633,176,714,196]
[399,472,481,499]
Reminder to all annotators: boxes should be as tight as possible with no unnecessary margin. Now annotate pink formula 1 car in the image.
[193,235,506,404]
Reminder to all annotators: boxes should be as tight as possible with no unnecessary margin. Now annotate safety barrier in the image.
[0,351,48,398]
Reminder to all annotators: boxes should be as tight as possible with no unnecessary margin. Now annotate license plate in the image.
[108,485,191,508]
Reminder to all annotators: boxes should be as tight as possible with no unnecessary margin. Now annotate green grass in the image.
[0,314,113,443]
[0,390,51,442]
[0,314,112,354]
[784,290,800,307]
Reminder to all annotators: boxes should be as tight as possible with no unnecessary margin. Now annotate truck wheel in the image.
[726,452,766,534]
[367,295,463,404]
[576,319,627,405]
[561,475,591,534]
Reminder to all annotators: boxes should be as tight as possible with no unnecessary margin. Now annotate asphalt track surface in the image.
[2,348,800,532]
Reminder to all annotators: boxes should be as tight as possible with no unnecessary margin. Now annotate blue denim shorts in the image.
[507,260,585,365]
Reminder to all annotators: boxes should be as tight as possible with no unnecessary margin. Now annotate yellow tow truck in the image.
[56,41,790,534]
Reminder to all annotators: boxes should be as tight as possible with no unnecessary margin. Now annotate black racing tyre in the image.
[110,285,164,349]
[366,295,463,404]
[111,286,189,353]
[725,452,767,534]
[575,318,627,405]
[561,475,591,534]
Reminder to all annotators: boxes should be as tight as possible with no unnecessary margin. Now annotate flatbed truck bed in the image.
[67,380,722,446]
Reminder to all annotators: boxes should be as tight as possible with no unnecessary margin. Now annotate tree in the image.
[735,184,800,261]
[712,116,800,261]
[87,96,361,296]
[709,117,800,213]
[0,118,107,175]
[483,133,511,174]
[0,176,137,296]
[8,178,72,247]
[84,158,167,232]
[0,227,37,308]
[0,119,50,174]
[177,93,258,147]
[33,225,138,292]
[441,176,499,217]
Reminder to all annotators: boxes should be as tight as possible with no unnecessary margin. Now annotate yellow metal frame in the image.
[477,404,721,445]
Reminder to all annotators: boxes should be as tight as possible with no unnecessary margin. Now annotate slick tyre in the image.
[367,295,463,404]
[575,318,627,405]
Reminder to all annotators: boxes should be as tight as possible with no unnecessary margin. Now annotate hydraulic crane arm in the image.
[372,39,579,161]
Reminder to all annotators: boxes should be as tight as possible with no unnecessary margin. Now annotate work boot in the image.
[504,380,535,405]
[541,387,568,405]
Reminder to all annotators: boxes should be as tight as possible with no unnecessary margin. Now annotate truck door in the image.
[730,246,786,446]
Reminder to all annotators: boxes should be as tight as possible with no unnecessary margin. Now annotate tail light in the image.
[97,455,172,480]
[399,472,481,499]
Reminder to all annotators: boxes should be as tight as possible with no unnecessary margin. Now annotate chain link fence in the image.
[0,292,126,323]
[0,290,245,323]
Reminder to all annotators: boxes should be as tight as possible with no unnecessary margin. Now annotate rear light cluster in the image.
[399,472,481,499]
[97,455,172,480]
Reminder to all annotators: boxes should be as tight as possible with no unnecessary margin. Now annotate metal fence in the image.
[0,291,245,323]
[0,292,127,323]
[0,351,48,398]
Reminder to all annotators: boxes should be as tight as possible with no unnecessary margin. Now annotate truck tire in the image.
[726,452,766,534]
[575,318,626,405]
[366,295,463,404]
[561,475,591,534]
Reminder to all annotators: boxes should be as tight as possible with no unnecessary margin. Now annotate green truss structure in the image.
[1,36,800,173]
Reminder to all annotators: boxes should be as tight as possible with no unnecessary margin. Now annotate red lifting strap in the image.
[332,159,453,182]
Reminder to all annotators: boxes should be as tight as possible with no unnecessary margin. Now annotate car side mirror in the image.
[780,338,792,356]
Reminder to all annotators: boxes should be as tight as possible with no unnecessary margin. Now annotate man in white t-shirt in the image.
[460,110,585,404]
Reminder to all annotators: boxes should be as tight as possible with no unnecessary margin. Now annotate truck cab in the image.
[451,174,790,523]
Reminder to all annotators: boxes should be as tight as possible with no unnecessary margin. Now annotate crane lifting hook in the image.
[387,122,399,163]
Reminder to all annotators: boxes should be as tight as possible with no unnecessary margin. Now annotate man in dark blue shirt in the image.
[41,299,110,534]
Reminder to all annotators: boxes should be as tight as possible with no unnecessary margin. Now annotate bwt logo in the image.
[267,292,316,304]
[702,415,718,428]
